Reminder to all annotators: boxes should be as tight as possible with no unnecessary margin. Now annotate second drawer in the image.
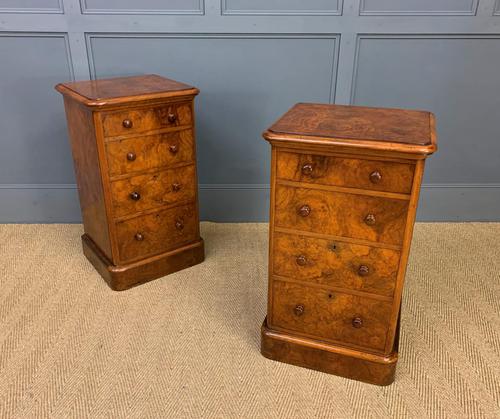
[106,129,195,177]
[274,184,409,246]
[110,165,196,218]
[273,232,400,297]
[115,203,198,263]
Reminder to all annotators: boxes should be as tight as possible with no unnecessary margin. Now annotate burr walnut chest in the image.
[260,103,437,385]
[56,74,204,291]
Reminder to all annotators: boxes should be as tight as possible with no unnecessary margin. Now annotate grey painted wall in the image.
[0,0,499,222]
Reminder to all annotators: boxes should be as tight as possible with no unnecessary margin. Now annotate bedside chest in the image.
[260,103,437,385]
[56,75,204,291]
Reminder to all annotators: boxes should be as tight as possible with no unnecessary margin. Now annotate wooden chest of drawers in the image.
[56,75,204,290]
[260,103,437,385]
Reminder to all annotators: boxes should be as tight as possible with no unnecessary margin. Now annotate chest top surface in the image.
[55,74,198,108]
[264,103,437,156]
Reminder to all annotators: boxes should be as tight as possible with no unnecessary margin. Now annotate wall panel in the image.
[0,0,499,221]
[87,34,339,185]
[0,33,74,184]
[0,0,63,13]
[81,0,204,15]
[360,0,477,16]
[352,35,500,186]
[222,0,342,15]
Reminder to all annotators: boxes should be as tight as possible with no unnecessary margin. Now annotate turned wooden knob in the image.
[294,304,305,316]
[298,205,311,217]
[129,191,141,201]
[134,232,144,241]
[169,144,178,154]
[358,265,369,276]
[126,152,136,161]
[370,171,382,184]
[352,317,363,328]
[167,113,177,123]
[175,220,184,230]
[296,255,307,266]
[364,214,376,226]
[301,164,313,175]
[172,183,181,192]
[122,119,133,129]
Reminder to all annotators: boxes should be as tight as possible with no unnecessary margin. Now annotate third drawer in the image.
[110,164,196,218]
[273,232,400,297]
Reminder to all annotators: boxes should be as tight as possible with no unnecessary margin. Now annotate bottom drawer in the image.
[115,203,198,263]
[271,279,392,352]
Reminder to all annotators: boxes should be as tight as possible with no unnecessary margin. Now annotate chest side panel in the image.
[63,97,113,259]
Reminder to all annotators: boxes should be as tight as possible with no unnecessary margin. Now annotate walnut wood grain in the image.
[115,203,198,263]
[273,232,400,297]
[274,184,408,246]
[110,164,196,218]
[105,129,195,177]
[55,74,199,108]
[277,150,414,194]
[268,103,432,146]
[270,280,392,352]
[62,97,113,259]
[261,318,398,386]
[82,233,204,291]
[101,101,193,138]
[262,102,436,384]
[56,75,204,290]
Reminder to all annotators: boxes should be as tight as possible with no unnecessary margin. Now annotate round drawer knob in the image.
[167,113,177,123]
[169,144,178,154]
[175,220,184,230]
[294,304,305,316]
[296,255,307,266]
[298,205,311,217]
[358,265,369,276]
[364,213,376,226]
[122,119,133,129]
[126,152,136,161]
[370,171,382,184]
[134,232,144,241]
[172,183,181,192]
[301,164,313,175]
[352,317,363,328]
[129,191,141,201]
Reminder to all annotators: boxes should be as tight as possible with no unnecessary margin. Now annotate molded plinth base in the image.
[261,318,399,386]
[82,234,204,291]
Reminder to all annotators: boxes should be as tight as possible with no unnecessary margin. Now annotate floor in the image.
[0,223,499,418]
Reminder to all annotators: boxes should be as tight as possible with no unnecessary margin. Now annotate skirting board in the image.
[0,184,498,222]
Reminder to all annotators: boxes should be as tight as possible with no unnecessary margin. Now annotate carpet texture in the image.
[0,223,499,419]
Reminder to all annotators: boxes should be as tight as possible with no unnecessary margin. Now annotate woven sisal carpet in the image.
[0,223,499,418]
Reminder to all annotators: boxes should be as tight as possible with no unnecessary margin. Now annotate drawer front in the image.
[106,130,195,177]
[115,203,198,263]
[111,165,196,218]
[273,232,400,297]
[277,151,414,194]
[274,184,408,246]
[102,101,193,137]
[271,280,392,351]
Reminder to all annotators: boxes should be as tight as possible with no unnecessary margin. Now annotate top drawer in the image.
[277,151,414,194]
[101,101,193,138]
